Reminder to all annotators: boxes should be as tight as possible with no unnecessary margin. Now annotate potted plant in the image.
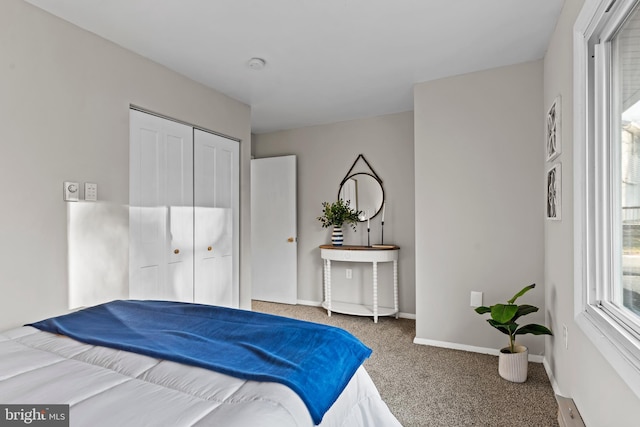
[474,284,553,382]
[317,199,361,246]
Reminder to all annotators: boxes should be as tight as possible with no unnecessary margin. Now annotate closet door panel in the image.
[193,130,239,307]
[130,119,167,297]
[166,134,192,206]
[195,256,232,306]
[214,147,233,257]
[213,256,233,305]
[131,266,160,300]
[164,128,194,302]
[168,206,194,302]
[194,143,232,255]
[215,147,233,209]
[138,129,164,269]
[130,110,193,302]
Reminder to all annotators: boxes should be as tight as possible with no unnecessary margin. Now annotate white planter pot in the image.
[498,345,528,383]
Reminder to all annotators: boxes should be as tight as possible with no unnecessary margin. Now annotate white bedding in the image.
[0,326,401,427]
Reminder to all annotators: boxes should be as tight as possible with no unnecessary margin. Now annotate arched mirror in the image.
[338,172,384,221]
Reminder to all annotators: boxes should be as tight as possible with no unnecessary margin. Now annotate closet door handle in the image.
[287,237,296,243]
[207,246,212,251]
[174,249,180,254]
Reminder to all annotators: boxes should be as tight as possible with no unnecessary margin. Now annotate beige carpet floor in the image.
[252,300,559,427]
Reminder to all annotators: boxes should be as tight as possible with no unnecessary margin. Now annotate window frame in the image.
[575,0,640,397]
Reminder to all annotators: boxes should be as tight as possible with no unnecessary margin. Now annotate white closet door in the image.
[129,110,194,302]
[193,129,239,307]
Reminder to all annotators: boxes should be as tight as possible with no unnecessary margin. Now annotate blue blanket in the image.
[28,300,371,424]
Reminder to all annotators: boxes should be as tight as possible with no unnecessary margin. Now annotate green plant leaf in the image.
[477,284,552,348]
[507,284,535,304]
[317,199,362,230]
[474,306,491,314]
[512,304,538,321]
[488,319,518,334]
[487,319,513,335]
[515,324,553,336]
[490,304,518,323]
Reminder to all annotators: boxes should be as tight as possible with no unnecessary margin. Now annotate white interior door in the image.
[129,110,194,302]
[194,129,239,308]
[251,155,297,304]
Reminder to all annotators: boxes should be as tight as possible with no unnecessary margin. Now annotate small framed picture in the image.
[546,163,561,221]
[546,96,561,162]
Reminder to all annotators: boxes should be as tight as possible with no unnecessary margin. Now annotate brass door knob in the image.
[287,237,295,243]
[174,249,180,254]
[207,246,212,251]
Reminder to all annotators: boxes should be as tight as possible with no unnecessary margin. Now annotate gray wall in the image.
[0,0,252,330]
[414,61,547,355]
[252,112,416,315]
[544,0,640,425]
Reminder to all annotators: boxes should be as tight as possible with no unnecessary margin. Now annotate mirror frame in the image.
[338,172,385,221]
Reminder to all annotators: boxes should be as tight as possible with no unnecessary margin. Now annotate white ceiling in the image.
[24,0,564,134]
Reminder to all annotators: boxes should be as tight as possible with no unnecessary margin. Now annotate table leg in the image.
[373,261,378,323]
[394,259,399,319]
[324,259,332,317]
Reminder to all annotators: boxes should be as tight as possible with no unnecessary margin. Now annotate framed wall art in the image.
[546,95,561,162]
[546,163,561,221]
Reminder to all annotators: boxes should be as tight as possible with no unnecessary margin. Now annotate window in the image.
[617,5,640,324]
[577,0,640,395]
[599,0,640,337]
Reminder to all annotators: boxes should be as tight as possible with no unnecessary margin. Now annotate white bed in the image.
[0,326,401,427]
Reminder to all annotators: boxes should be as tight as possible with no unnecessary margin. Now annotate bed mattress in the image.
[0,326,401,426]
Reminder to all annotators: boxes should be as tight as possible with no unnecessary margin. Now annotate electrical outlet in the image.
[563,324,568,349]
[346,269,352,279]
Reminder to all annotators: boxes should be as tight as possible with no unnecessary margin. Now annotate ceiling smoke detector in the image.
[247,57,267,70]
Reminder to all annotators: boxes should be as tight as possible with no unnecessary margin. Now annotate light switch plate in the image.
[85,183,97,201]
[470,291,483,307]
[63,181,79,202]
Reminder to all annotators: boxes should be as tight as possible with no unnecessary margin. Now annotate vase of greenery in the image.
[474,284,553,382]
[317,199,361,246]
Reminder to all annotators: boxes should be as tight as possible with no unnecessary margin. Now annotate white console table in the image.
[320,245,399,323]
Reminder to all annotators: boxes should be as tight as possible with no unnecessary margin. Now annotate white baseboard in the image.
[543,357,562,396]
[279,300,542,362]
[296,299,322,307]
[398,312,416,320]
[413,337,545,363]
[296,299,416,319]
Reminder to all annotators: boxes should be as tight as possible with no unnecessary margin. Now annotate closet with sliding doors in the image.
[129,109,239,307]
